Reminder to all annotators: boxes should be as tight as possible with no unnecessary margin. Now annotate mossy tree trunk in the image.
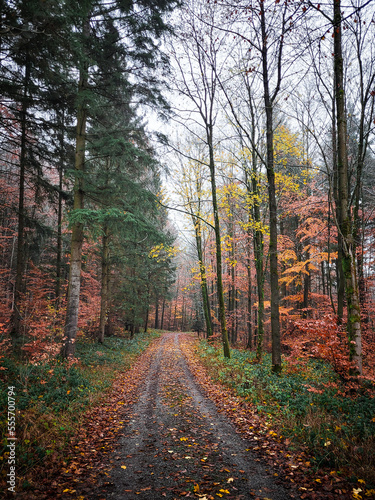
[63,57,88,358]
[260,1,281,372]
[333,0,362,374]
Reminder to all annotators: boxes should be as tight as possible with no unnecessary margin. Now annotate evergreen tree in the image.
[62,0,178,357]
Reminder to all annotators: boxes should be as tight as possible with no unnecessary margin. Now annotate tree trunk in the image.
[246,238,253,350]
[208,124,230,358]
[247,100,265,359]
[332,77,345,320]
[55,110,65,306]
[161,296,166,330]
[155,295,159,329]
[63,59,88,358]
[303,247,310,318]
[260,3,281,372]
[193,216,213,337]
[99,224,109,343]
[333,0,362,374]
[12,57,31,342]
[144,304,149,331]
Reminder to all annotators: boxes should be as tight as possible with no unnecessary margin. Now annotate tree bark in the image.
[246,235,253,350]
[260,2,281,372]
[155,295,159,329]
[207,124,230,358]
[332,76,345,320]
[99,224,109,343]
[12,57,31,341]
[63,56,88,358]
[161,296,166,330]
[333,0,362,374]
[193,216,213,338]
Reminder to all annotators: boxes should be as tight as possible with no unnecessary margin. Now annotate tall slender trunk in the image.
[160,296,166,330]
[207,124,230,358]
[260,3,281,372]
[193,216,213,337]
[327,195,336,314]
[333,0,362,374]
[99,224,109,343]
[321,261,326,297]
[56,111,65,305]
[247,101,265,359]
[230,219,236,343]
[303,247,310,318]
[12,57,31,341]
[353,33,370,321]
[246,235,253,350]
[63,48,88,358]
[144,306,149,332]
[332,76,345,320]
[155,295,159,329]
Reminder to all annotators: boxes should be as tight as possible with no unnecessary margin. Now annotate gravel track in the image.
[93,332,295,500]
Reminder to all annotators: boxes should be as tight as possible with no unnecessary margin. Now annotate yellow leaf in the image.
[315,479,321,483]
[358,479,365,484]
[193,484,200,492]
[121,465,127,469]
[219,489,230,494]
[180,437,188,441]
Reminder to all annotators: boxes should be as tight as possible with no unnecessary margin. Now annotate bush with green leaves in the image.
[197,341,375,480]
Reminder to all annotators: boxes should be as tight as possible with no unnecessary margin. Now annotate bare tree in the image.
[168,0,231,357]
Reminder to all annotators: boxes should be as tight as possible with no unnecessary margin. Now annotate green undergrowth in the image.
[197,341,375,486]
[0,330,160,478]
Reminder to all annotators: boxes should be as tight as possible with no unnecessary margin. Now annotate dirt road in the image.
[96,332,294,499]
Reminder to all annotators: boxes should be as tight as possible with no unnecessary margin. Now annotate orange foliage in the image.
[283,315,355,378]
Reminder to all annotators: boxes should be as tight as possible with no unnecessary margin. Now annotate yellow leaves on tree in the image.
[149,243,180,262]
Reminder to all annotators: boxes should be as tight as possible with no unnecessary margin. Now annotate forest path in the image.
[92,332,294,500]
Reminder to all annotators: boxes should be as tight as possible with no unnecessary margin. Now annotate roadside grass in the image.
[0,330,160,478]
[196,341,375,486]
